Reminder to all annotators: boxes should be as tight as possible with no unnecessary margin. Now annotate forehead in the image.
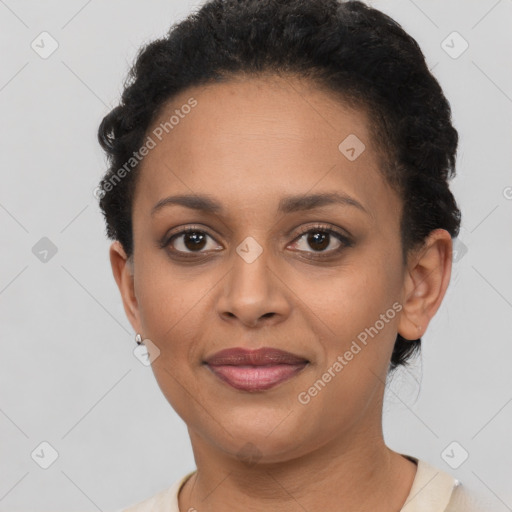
[134,74,398,222]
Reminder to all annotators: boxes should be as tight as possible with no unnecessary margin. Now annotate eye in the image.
[163,226,222,257]
[288,223,352,258]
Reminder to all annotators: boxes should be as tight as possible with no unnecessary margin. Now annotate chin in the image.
[204,411,317,463]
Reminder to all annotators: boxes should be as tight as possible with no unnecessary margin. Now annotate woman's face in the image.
[114,75,425,462]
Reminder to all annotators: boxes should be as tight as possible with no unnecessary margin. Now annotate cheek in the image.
[294,253,402,402]
[134,264,210,418]
[133,255,227,390]
[294,255,400,341]
[135,253,206,336]
[292,268,399,438]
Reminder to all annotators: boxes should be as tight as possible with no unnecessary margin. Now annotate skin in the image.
[110,74,453,512]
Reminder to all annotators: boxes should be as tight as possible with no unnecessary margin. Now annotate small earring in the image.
[135,333,143,345]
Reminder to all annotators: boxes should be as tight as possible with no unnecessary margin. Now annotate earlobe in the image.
[109,241,141,332]
[397,229,453,340]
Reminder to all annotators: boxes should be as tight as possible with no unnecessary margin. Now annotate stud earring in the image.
[135,333,143,345]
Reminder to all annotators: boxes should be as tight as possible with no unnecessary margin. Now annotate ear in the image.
[109,240,141,333]
[398,229,453,340]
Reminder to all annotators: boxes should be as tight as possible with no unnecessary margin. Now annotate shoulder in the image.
[114,471,196,512]
[445,482,496,512]
[401,453,493,512]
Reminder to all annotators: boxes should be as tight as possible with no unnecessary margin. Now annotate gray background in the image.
[1,0,511,510]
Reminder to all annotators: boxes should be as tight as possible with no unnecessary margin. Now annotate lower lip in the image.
[205,363,308,392]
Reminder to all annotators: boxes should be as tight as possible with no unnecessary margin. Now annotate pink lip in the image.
[204,347,308,392]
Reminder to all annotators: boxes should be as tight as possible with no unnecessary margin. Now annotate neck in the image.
[178,422,417,512]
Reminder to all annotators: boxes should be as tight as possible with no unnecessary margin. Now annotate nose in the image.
[216,250,291,328]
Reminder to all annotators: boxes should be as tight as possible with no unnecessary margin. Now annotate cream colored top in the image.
[118,455,489,511]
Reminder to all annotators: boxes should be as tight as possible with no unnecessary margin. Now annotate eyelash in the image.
[161,223,353,260]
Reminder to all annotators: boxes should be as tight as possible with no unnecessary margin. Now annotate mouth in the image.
[203,347,309,392]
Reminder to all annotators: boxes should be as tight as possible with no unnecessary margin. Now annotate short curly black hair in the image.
[97,0,461,372]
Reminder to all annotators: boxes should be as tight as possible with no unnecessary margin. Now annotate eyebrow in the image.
[151,192,369,217]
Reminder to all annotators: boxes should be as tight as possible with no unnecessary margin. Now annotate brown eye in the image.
[304,231,330,251]
[179,230,207,251]
[165,227,222,256]
[289,224,353,258]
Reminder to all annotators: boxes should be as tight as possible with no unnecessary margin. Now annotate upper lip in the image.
[204,347,308,366]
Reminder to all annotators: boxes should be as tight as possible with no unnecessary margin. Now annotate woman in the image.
[97,0,487,510]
